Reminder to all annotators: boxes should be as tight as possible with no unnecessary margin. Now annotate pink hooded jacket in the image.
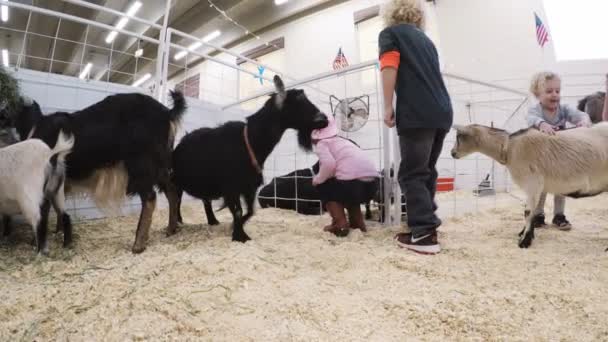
[311,116,378,185]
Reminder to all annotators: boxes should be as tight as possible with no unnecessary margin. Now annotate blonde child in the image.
[526,71,592,229]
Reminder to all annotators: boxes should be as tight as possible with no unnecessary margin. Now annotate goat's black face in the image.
[0,101,12,130]
[272,75,328,151]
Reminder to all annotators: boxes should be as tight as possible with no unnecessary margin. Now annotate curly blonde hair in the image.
[529,71,561,97]
[382,0,425,29]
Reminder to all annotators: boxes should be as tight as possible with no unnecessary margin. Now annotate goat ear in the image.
[453,124,472,136]
[21,96,33,107]
[274,75,286,109]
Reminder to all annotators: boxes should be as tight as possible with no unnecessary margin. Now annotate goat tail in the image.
[52,130,75,163]
[44,130,74,197]
[168,90,187,123]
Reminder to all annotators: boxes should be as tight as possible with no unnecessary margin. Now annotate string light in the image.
[207,0,282,50]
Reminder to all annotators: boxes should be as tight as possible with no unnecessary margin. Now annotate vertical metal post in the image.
[49,18,62,73]
[17,11,33,69]
[155,0,172,102]
[377,66,393,227]
[79,25,90,78]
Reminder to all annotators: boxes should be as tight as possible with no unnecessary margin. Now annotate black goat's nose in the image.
[313,113,329,127]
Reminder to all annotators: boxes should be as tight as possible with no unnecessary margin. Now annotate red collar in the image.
[244,125,263,174]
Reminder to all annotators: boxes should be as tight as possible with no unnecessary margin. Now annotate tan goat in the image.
[450,123,608,249]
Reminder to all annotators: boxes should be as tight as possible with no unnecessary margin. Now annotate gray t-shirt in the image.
[527,103,590,129]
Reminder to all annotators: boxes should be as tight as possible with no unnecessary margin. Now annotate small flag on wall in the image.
[534,12,550,47]
[254,65,265,85]
[332,47,349,70]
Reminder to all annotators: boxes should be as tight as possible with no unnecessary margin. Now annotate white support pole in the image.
[376,66,393,227]
[155,0,172,103]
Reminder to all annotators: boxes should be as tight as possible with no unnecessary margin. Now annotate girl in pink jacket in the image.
[311,115,379,237]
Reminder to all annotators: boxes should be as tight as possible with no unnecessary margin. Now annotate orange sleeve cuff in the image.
[380,51,400,70]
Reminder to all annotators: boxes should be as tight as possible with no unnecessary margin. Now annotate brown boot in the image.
[347,204,367,232]
[323,201,349,237]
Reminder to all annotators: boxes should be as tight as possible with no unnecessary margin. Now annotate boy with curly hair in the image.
[379,0,453,255]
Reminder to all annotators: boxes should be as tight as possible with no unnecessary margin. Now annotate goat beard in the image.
[297,128,313,151]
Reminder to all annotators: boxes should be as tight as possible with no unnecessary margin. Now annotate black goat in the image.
[168,75,328,242]
[0,91,186,253]
[578,91,606,123]
[258,162,323,215]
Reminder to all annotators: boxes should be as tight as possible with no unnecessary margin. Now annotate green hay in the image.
[0,65,21,117]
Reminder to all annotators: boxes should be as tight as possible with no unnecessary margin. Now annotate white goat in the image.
[0,131,74,255]
[450,123,608,249]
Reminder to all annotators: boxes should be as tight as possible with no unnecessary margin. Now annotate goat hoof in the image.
[132,245,146,254]
[62,241,73,249]
[165,226,179,236]
[518,234,533,248]
[208,220,220,226]
[232,234,252,243]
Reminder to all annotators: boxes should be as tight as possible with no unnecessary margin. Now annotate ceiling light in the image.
[1,5,8,22]
[105,1,142,44]
[174,50,187,61]
[105,31,118,44]
[115,17,129,30]
[275,0,289,5]
[135,48,143,57]
[202,30,221,42]
[79,63,93,79]
[132,73,151,87]
[126,1,142,17]
[2,49,9,67]
[174,41,204,61]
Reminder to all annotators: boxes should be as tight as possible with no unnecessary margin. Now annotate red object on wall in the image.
[437,177,454,192]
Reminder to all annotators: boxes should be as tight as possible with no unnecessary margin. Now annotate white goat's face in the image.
[450,124,482,159]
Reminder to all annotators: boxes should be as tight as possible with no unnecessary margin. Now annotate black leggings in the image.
[316,178,379,207]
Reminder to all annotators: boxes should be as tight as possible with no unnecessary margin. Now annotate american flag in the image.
[534,12,549,47]
[332,47,349,70]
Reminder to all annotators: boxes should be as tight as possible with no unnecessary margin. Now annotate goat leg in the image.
[176,188,184,225]
[132,191,156,254]
[203,199,220,226]
[164,183,181,236]
[2,215,11,237]
[364,202,372,220]
[51,187,73,248]
[226,195,251,242]
[36,199,51,256]
[241,190,256,225]
[519,187,542,248]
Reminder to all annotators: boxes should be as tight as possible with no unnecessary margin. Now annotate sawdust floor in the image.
[0,193,607,341]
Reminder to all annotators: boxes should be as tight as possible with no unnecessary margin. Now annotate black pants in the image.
[398,128,448,237]
[317,178,379,207]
